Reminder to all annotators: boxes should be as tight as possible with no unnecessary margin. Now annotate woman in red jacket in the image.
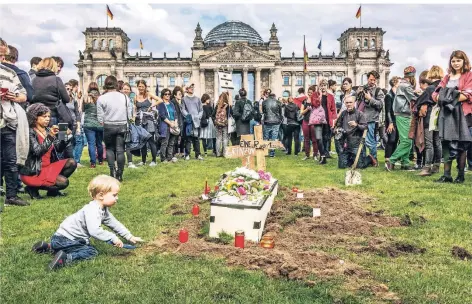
[432,50,472,183]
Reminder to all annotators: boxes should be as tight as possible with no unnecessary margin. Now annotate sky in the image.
[1,4,471,86]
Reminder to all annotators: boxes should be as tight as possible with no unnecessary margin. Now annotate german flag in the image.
[355,5,361,19]
[107,5,113,20]
[303,35,308,73]
[139,39,143,50]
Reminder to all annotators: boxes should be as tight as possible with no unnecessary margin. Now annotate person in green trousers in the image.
[386,66,419,171]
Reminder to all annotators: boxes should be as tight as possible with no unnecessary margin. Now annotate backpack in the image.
[215,105,228,127]
[308,106,327,125]
[241,100,254,122]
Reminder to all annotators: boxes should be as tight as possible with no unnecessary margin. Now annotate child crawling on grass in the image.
[32,175,143,270]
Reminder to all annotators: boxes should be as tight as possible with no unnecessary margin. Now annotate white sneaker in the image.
[137,162,144,166]
[171,157,178,163]
[149,161,157,167]
[185,156,190,161]
[197,155,204,161]
[76,163,84,168]
[128,162,137,169]
[302,156,309,161]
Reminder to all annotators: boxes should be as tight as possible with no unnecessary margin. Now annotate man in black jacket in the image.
[262,93,282,157]
[335,96,374,169]
[232,88,260,145]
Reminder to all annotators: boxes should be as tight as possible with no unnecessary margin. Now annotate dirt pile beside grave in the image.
[145,187,409,301]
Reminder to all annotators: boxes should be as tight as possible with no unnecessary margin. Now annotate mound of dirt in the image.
[452,246,472,260]
[145,187,405,301]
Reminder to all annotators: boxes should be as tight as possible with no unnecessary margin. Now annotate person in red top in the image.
[432,50,472,183]
[20,104,77,199]
[319,80,337,158]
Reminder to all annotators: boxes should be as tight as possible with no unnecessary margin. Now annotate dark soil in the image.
[145,187,406,301]
[451,246,472,260]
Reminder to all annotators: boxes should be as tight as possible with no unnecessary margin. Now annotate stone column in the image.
[149,76,155,94]
[214,68,219,101]
[291,72,296,97]
[243,67,249,91]
[273,67,283,97]
[199,68,205,96]
[163,73,168,89]
[269,68,275,94]
[191,65,199,92]
[384,71,390,89]
[255,68,261,101]
[78,71,84,95]
[86,70,93,94]
[177,73,182,87]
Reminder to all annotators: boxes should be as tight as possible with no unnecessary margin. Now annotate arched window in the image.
[356,39,360,48]
[363,39,368,48]
[92,39,98,49]
[109,39,114,50]
[310,75,317,85]
[370,39,375,49]
[361,73,368,85]
[283,75,290,86]
[283,90,290,98]
[96,74,107,89]
[101,39,106,50]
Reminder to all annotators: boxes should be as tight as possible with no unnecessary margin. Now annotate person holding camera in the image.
[20,104,77,199]
[356,71,385,166]
[334,96,373,169]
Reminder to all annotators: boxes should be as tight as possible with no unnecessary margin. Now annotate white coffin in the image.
[209,181,278,242]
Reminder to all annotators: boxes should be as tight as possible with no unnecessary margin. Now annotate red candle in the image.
[204,179,210,195]
[179,228,188,243]
[192,204,200,216]
[234,230,245,249]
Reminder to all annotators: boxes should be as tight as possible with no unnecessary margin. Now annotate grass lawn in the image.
[1,148,471,304]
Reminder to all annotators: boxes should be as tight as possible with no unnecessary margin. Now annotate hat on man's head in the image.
[185,83,195,91]
[404,66,416,77]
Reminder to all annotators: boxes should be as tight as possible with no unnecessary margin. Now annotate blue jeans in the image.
[51,234,98,265]
[73,131,85,164]
[263,124,280,156]
[84,127,104,165]
[249,119,258,134]
[365,122,377,159]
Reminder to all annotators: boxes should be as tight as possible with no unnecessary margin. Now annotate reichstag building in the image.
[76,21,392,101]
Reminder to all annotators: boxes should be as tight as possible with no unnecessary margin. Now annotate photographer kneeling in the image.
[335,96,374,169]
[20,104,77,199]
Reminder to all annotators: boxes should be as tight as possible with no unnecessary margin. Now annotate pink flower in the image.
[237,187,247,196]
[263,184,269,190]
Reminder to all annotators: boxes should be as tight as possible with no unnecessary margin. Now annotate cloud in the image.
[1,4,471,86]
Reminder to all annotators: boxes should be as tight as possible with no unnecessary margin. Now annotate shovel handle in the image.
[351,129,368,170]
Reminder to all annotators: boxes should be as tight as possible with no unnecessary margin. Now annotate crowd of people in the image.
[1,35,471,212]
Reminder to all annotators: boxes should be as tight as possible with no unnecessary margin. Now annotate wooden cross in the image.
[225,125,284,171]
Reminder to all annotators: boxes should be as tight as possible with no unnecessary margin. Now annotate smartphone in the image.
[58,123,68,132]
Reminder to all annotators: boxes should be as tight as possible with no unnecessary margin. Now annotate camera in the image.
[334,128,345,141]
[363,84,370,92]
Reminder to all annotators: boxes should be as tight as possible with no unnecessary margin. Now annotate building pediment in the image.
[198,43,276,63]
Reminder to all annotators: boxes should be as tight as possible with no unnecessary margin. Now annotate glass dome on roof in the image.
[204,21,264,44]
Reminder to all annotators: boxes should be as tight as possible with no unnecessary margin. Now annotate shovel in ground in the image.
[345,129,368,186]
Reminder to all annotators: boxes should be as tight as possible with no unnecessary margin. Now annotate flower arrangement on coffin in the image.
[210,167,273,202]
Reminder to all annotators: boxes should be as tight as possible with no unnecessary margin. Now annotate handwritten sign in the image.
[224,126,285,171]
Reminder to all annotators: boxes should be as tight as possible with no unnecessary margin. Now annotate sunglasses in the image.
[163,93,171,96]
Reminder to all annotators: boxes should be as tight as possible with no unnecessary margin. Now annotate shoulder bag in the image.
[227,107,236,134]
[164,103,181,136]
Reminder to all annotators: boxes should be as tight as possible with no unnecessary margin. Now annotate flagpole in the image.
[360,4,362,28]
